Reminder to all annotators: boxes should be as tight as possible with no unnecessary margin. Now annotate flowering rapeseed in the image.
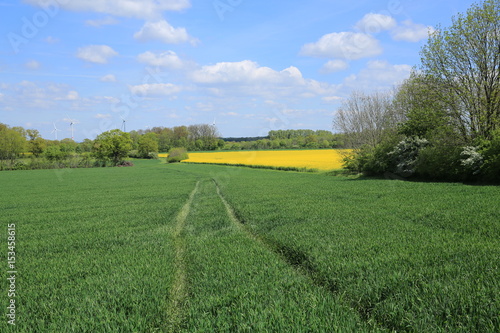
[181,150,348,170]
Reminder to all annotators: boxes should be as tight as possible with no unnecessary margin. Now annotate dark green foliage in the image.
[137,132,159,158]
[394,73,451,138]
[342,135,400,175]
[92,129,133,165]
[342,146,373,174]
[26,129,45,157]
[0,124,25,162]
[479,130,500,182]
[222,130,341,151]
[415,145,463,181]
[44,145,70,161]
[167,147,189,163]
[132,124,220,152]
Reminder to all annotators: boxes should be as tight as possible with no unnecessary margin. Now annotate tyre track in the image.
[166,181,199,333]
[213,179,263,245]
[213,178,297,259]
[212,179,350,313]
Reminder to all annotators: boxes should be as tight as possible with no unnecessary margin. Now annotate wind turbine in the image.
[65,115,79,140]
[51,123,61,140]
[121,116,126,132]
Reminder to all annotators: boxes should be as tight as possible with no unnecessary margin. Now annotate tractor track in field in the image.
[180,179,381,331]
[212,179,338,288]
[213,178,391,331]
[166,181,199,333]
[212,179,354,315]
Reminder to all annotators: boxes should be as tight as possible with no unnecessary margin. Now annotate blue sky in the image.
[0,0,475,141]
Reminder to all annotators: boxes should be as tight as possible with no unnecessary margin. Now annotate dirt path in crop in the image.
[166,181,199,333]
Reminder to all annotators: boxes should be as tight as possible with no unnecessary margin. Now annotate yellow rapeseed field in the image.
[172,149,349,171]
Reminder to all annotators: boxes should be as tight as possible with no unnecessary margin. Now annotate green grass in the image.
[0,161,200,331]
[0,161,498,332]
[208,164,500,332]
[181,179,374,332]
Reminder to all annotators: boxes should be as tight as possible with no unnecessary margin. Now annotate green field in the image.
[1,160,499,332]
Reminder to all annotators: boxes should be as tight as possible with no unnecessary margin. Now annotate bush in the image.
[388,136,429,177]
[342,135,401,176]
[479,131,500,182]
[12,161,28,170]
[116,161,134,167]
[342,150,364,173]
[147,152,159,160]
[128,150,140,158]
[416,145,463,181]
[167,148,189,163]
[459,146,483,178]
[44,146,69,161]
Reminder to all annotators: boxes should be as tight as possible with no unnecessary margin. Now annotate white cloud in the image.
[0,93,4,101]
[322,96,343,103]
[95,113,112,119]
[300,32,382,60]
[355,13,397,34]
[23,0,190,20]
[190,60,338,98]
[137,51,185,69]
[343,60,412,91]
[76,45,118,64]
[193,102,214,112]
[8,81,81,110]
[55,90,79,101]
[321,60,349,73]
[134,20,198,45]
[191,60,303,84]
[25,60,41,70]
[264,117,279,123]
[129,83,182,97]
[66,91,79,100]
[391,20,435,42]
[85,16,119,27]
[94,96,120,104]
[100,74,117,82]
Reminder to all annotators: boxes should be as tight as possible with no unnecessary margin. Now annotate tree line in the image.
[222,130,343,150]
[0,122,341,171]
[0,123,221,170]
[335,0,500,182]
[130,124,223,153]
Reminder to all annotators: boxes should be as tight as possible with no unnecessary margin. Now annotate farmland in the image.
[0,160,499,332]
[179,149,348,171]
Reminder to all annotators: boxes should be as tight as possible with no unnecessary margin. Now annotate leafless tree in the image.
[333,90,398,148]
